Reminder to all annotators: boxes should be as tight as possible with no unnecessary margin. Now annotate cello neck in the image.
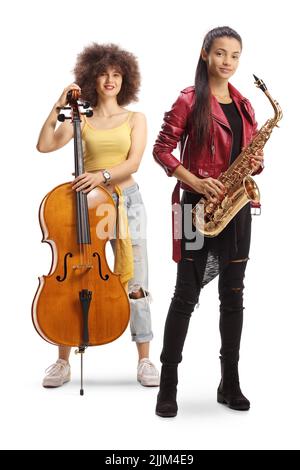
[73,119,91,245]
[73,119,85,178]
[67,91,91,245]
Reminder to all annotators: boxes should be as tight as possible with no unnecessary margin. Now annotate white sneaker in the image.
[137,358,160,387]
[42,359,71,388]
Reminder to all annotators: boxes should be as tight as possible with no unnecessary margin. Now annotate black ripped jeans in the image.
[160,256,247,366]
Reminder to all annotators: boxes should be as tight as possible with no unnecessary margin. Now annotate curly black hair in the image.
[73,43,140,107]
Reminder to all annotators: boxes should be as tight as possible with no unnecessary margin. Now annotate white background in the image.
[1,0,299,450]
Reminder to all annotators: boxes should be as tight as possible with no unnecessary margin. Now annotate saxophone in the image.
[192,75,282,237]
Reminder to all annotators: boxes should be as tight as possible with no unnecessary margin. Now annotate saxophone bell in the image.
[244,175,260,205]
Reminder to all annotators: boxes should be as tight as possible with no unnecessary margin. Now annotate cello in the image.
[32,90,130,394]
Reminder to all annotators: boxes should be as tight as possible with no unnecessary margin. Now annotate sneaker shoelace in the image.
[44,362,67,377]
[139,359,157,374]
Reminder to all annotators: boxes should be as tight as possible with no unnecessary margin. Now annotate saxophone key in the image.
[213,207,224,221]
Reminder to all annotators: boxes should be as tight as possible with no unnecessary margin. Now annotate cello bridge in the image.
[72,264,93,270]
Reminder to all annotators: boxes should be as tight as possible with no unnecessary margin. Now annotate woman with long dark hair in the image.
[153,26,264,417]
[37,43,159,388]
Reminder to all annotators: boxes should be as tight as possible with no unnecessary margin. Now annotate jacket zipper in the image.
[181,134,190,170]
[211,133,215,161]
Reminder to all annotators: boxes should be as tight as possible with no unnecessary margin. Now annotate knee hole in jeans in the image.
[129,287,147,299]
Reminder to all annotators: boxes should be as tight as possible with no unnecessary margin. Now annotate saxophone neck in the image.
[253,74,283,124]
[265,90,283,123]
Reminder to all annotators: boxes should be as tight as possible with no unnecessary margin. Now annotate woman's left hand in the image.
[249,149,264,172]
[72,172,104,193]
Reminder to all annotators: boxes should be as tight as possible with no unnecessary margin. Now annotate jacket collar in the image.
[228,82,247,102]
[211,95,230,127]
[211,82,253,133]
[182,84,254,138]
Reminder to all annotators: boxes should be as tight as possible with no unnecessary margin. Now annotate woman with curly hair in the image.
[37,43,159,388]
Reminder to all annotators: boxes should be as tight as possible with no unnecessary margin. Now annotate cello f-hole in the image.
[93,252,109,281]
[56,252,73,282]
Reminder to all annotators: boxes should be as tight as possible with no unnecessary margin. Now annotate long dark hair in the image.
[191,26,242,148]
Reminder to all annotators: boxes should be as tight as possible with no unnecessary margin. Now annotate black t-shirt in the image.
[181,99,250,286]
[220,101,243,164]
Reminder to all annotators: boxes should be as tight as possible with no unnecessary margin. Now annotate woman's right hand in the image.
[55,83,81,109]
[192,177,225,203]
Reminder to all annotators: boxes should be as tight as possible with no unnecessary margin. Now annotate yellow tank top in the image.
[82,112,132,171]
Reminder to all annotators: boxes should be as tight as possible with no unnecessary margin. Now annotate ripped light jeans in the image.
[111,183,153,343]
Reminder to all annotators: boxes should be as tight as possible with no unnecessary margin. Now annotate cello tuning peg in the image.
[80,101,90,109]
[57,113,72,122]
[82,109,93,118]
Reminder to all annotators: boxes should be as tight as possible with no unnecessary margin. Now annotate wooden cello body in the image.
[32,91,130,352]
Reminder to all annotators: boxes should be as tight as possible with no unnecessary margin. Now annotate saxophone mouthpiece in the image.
[253,74,267,92]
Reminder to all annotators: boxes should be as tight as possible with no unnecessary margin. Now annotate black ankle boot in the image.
[155,364,178,418]
[217,358,250,411]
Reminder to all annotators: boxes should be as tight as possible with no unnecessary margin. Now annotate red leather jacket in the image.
[153,82,263,262]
